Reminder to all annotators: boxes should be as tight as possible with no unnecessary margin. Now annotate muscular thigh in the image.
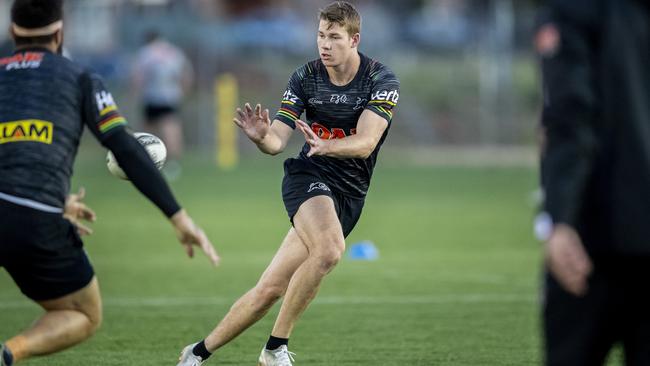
[37,277,102,323]
[257,229,310,289]
[293,195,345,253]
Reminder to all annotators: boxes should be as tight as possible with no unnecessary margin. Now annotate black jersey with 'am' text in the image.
[0,48,128,208]
[275,53,400,198]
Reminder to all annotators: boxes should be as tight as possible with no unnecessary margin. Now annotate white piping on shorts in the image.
[0,191,63,214]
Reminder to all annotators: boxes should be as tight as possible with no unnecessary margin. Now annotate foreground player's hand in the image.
[545,224,592,296]
[296,120,328,157]
[171,209,220,266]
[233,103,271,144]
[64,187,96,236]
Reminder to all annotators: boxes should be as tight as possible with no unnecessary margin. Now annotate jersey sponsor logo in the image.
[307,182,331,193]
[0,120,53,145]
[330,94,348,104]
[353,97,367,110]
[311,122,356,140]
[282,89,300,104]
[370,89,399,105]
[95,91,117,113]
[0,52,44,70]
[308,98,324,105]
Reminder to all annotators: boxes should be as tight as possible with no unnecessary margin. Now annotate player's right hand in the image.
[233,103,271,144]
[64,187,96,236]
[545,224,592,296]
[170,209,220,266]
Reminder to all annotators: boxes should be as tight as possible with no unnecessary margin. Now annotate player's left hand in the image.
[64,187,96,236]
[170,209,220,267]
[296,120,328,157]
[545,224,593,296]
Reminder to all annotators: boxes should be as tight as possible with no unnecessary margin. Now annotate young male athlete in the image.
[0,1,219,365]
[178,2,399,365]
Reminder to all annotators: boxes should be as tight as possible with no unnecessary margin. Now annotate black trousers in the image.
[543,256,650,366]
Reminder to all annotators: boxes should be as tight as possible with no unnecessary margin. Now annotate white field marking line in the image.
[0,294,535,310]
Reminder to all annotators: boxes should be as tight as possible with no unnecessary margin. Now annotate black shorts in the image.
[543,255,650,366]
[144,104,177,122]
[282,158,364,238]
[0,200,94,301]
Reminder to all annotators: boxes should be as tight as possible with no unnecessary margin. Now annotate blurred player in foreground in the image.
[0,1,219,365]
[538,0,650,364]
[178,2,399,365]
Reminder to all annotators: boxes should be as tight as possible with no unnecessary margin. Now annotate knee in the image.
[84,303,102,337]
[313,241,345,273]
[253,283,285,308]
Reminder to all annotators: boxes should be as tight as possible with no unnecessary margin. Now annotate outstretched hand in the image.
[296,120,328,157]
[234,103,271,144]
[171,209,220,266]
[64,187,96,236]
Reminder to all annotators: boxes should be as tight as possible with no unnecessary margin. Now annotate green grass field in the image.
[0,149,619,365]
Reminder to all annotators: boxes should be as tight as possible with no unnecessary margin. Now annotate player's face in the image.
[317,20,359,67]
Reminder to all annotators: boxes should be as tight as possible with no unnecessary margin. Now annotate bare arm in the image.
[234,103,293,155]
[295,109,388,159]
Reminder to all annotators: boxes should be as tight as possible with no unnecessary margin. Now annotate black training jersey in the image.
[0,48,128,208]
[275,53,400,198]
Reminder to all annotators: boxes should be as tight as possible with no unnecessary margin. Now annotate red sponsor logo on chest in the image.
[311,122,356,140]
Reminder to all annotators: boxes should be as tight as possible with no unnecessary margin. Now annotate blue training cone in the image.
[347,240,379,261]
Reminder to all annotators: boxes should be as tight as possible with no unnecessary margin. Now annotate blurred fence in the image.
[0,0,543,151]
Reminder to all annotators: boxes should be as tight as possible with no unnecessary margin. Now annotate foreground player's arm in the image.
[79,72,220,266]
[234,103,293,155]
[541,4,598,229]
[295,112,387,159]
[540,3,598,295]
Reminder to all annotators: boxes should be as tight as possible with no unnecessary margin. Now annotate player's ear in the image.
[351,33,360,48]
[54,28,64,55]
[55,29,63,45]
[9,26,16,42]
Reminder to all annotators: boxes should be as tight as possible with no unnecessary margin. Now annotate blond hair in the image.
[319,1,361,36]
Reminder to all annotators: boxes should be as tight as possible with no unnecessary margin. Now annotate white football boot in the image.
[177,343,205,366]
[258,345,296,366]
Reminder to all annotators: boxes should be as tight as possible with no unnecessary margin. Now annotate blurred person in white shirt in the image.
[132,30,193,179]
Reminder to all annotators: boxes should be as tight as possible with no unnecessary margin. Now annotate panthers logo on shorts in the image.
[307,182,330,193]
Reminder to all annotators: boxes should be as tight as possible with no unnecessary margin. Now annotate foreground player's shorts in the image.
[0,199,94,301]
[282,158,364,238]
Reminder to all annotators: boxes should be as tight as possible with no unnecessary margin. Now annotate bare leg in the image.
[158,116,184,161]
[271,196,345,338]
[5,277,102,362]
[204,229,309,352]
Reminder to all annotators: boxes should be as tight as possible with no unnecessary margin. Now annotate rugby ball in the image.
[106,132,167,180]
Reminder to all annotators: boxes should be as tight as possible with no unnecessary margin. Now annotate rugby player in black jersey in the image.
[178,2,399,365]
[0,1,219,365]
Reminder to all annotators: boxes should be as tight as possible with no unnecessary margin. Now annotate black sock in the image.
[192,340,212,360]
[265,335,289,351]
[1,345,13,366]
